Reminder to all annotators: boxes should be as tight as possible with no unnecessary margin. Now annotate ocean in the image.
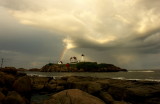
[22,69,160,82]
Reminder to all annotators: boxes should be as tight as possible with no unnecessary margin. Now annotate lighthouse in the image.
[81,54,85,62]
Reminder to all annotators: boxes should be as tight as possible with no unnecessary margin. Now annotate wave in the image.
[112,77,125,80]
[127,79,160,82]
[128,70,155,73]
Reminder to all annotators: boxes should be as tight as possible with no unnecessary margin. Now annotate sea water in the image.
[22,69,160,82]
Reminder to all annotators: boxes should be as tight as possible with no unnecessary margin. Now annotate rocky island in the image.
[0,68,160,104]
[41,62,127,72]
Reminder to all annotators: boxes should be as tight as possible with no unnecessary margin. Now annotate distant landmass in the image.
[41,62,127,72]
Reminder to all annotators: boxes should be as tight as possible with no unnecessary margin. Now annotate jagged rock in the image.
[43,89,106,104]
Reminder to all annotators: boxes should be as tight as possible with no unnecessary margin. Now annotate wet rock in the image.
[43,89,106,104]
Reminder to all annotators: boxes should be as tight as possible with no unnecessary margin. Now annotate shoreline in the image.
[30,75,160,104]
[1,70,160,104]
[20,70,160,82]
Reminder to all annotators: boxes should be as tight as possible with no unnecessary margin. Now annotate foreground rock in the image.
[13,76,32,99]
[30,76,160,104]
[0,70,31,104]
[1,68,159,104]
[44,89,106,104]
[3,91,26,104]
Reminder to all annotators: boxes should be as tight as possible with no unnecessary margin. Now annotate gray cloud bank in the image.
[0,0,160,69]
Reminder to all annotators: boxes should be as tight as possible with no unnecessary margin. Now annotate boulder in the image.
[1,67,17,75]
[32,84,45,91]
[108,86,128,101]
[13,76,31,98]
[31,77,50,91]
[45,83,57,91]
[0,92,5,103]
[67,76,82,82]
[87,82,102,94]
[43,89,106,104]
[112,101,131,104]
[3,91,26,104]
[67,76,102,94]
[30,77,50,85]
[99,91,114,104]
[0,72,15,88]
[56,86,64,91]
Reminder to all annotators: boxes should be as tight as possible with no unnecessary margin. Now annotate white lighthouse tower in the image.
[81,54,85,62]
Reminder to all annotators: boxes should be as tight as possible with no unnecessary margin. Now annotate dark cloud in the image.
[0,0,160,69]
[0,8,64,68]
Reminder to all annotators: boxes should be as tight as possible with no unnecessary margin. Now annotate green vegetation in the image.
[46,63,54,66]
[41,62,126,72]
[76,62,98,71]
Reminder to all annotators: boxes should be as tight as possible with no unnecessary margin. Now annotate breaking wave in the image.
[128,70,155,73]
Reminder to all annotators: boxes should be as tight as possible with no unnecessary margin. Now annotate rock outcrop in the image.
[3,91,26,104]
[1,69,159,104]
[43,89,106,104]
[0,71,31,104]
[41,62,127,72]
[13,76,32,99]
[30,76,160,104]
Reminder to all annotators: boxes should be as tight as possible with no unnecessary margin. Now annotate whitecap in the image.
[128,70,154,73]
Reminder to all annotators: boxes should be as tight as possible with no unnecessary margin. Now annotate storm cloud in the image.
[0,0,160,69]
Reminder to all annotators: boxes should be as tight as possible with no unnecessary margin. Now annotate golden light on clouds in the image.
[63,38,76,49]
[1,0,160,68]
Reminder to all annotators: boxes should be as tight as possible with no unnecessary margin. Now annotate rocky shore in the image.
[0,69,160,104]
[41,62,127,72]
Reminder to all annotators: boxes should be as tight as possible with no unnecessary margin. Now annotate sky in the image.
[0,0,160,69]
